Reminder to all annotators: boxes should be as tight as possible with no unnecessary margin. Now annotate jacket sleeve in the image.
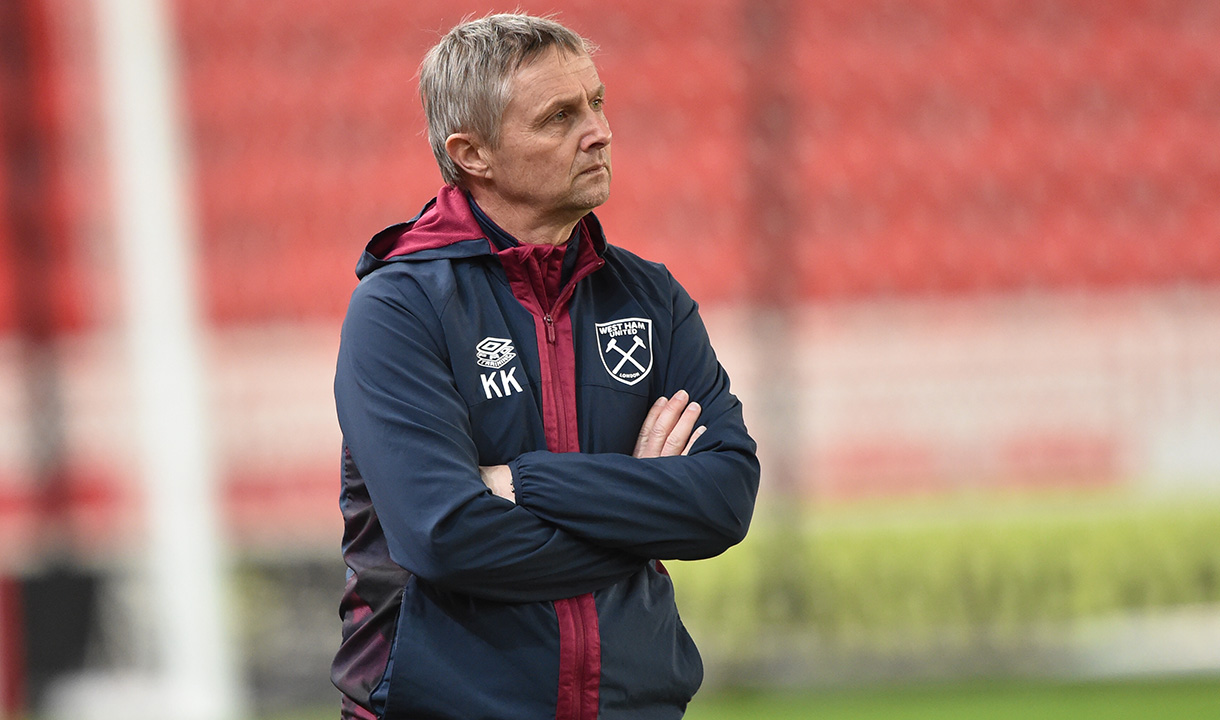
[509,275,760,561]
[335,274,646,603]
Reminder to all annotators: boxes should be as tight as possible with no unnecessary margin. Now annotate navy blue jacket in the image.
[333,186,759,720]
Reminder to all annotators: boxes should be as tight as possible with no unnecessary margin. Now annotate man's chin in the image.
[572,180,611,211]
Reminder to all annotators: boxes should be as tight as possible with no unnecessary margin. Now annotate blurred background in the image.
[2,0,1220,718]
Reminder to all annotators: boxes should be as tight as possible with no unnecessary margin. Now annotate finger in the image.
[681,425,707,456]
[633,396,668,457]
[641,391,690,458]
[661,401,702,456]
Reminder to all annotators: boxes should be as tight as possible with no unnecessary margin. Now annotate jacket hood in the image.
[356,185,609,279]
[356,185,492,279]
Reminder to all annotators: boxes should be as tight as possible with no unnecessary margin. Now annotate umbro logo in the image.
[476,337,516,369]
[477,337,523,399]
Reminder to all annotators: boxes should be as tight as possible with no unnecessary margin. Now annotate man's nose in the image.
[583,111,612,150]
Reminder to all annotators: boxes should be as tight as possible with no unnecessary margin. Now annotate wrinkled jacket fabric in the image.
[333,186,760,720]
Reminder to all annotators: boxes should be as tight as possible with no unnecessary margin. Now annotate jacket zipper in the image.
[543,269,597,720]
[540,308,577,470]
[571,605,585,720]
[505,244,604,720]
[542,318,568,451]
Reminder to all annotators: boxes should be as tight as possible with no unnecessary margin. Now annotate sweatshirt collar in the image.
[467,193,582,285]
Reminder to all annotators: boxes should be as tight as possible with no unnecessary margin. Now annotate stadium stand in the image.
[0,0,1218,550]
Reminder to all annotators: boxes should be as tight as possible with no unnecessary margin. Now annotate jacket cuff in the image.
[507,456,526,505]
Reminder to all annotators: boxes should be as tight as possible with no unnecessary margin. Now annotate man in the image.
[332,13,759,720]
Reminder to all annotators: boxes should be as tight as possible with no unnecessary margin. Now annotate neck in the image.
[466,186,581,246]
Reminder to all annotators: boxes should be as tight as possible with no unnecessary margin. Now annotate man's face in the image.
[481,48,612,227]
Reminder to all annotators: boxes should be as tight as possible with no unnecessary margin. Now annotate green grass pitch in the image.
[683,677,1220,719]
[273,675,1220,719]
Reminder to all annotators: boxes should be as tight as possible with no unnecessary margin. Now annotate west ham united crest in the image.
[595,317,653,386]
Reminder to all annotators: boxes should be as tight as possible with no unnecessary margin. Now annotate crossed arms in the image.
[479,389,707,500]
[335,272,759,603]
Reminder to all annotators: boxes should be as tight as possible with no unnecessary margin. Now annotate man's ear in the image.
[445,133,492,180]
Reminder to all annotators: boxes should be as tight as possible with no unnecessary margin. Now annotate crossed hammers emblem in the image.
[605,335,647,374]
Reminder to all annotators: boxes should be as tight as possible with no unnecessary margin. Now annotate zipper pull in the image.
[543,314,556,344]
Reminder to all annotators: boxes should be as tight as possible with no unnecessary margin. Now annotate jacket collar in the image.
[355,185,608,279]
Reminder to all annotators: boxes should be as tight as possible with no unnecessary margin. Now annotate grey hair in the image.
[419,13,596,185]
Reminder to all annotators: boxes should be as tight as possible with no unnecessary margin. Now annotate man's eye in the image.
[591,97,604,110]
[553,110,569,122]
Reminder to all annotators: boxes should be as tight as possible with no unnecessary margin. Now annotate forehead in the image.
[506,48,602,109]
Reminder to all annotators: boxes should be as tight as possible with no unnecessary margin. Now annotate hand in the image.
[633,390,706,459]
[479,464,515,503]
